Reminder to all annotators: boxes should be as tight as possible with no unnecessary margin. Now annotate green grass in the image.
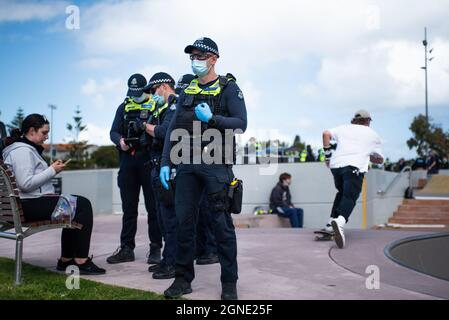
[0,257,166,300]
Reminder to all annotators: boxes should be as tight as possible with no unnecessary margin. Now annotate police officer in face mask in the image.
[177,75,219,266]
[107,73,162,265]
[159,38,247,300]
[141,72,178,279]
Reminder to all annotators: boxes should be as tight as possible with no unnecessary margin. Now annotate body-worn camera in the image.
[124,109,153,150]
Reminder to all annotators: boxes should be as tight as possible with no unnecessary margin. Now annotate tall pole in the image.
[423,27,429,123]
[48,104,57,163]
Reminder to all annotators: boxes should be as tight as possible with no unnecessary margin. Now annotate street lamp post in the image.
[422,27,434,124]
[48,104,57,163]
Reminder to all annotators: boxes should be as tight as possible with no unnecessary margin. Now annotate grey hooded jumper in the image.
[2,142,56,199]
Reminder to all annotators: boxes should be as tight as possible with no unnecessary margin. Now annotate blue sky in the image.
[1,0,449,161]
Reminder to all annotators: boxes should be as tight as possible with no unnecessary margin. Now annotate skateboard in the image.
[314,230,334,241]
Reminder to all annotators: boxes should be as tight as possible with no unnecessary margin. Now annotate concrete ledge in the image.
[233,214,291,228]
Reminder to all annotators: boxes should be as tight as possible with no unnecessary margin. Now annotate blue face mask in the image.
[153,94,165,106]
[191,59,210,77]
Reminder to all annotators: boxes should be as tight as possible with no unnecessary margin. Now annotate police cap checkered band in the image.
[143,72,175,93]
[184,37,219,57]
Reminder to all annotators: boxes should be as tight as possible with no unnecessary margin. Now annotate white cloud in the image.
[302,38,449,109]
[0,0,67,23]
[80,77,123,110]
[240,81,261,112]
[78,123,111,145]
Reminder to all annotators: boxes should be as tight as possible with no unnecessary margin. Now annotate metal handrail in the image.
[377,166,412,195]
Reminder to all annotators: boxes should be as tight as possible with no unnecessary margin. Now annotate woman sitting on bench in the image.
[2,114,106,275]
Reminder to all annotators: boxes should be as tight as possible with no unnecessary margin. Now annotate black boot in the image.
[76,257,106,275]
[148,264,161,273]
[153,265,176,280]
[147,243,161,265]
[196,253,219,265]
[56,258,75,271]
[164,277,192,299]
[221,282,238,300]
[106,246,135,264]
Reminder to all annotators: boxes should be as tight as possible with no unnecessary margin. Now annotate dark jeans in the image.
[330,166,365,222]
[196,191,217,257]
[21,195,93,258]
[276,207,304,228]
[118,152,162,250]
[151,166,177,267]
[175,164,238,283]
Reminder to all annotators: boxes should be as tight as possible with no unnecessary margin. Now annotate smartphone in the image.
[63,159,72,165]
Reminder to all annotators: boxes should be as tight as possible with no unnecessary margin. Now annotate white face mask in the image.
[132,93,147,103]
[191,59,210,77]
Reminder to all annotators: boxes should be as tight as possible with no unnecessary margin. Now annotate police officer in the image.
[300,149,307,162]
[141,72,178,279]
[107,74,162,264]
[160,37,247,300]
[177,74,219,266]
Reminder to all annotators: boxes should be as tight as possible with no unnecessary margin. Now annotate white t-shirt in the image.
[328,124,383,173]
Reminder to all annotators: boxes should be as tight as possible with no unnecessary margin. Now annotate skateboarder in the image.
[320,110,384,248]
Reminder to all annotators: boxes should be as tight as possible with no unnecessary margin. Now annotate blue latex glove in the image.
[160,166,170,190]
[194,102,213,123]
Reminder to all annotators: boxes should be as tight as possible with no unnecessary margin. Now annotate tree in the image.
[291,135,306,151]
[89,145,119,168]
[66,105,87,142]
[407,114,449,157]
[66,106,88,169]
[7,107,25,132]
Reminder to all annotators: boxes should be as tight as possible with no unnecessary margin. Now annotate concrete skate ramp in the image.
[385,233,449,281]
[415,175,449,198]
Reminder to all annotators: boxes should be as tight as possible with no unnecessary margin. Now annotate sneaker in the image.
[56,258,75,271]
[196,253,219,265]
[76,257,106,275]
[148,264,161,273]
[324,223,333,233]
[164,277,192,299]
[106,246,135,264]
[331,216,346,249]
[221,282,238,300]
[153,265,176,280]
[147,244,161,265]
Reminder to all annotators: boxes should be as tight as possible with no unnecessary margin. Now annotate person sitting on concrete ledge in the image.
[269,173,304,228]
[2,114,106,275]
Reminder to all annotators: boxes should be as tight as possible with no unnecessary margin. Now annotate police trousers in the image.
[151,165,177,267]
[174,164,238,283]
[118,151,162,250]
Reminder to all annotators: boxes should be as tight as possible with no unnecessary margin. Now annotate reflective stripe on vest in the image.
[124,97,156,113]
[152,103,169,119]
[184,78,222,96]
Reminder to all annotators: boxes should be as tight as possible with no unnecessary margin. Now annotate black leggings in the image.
[21,195,93,258]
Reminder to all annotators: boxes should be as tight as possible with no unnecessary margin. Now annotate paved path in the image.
[1,215,447,300]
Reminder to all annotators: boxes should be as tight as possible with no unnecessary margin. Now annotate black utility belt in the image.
[149,157,162,168]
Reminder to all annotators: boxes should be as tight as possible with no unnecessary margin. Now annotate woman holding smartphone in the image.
[2,114,106,275]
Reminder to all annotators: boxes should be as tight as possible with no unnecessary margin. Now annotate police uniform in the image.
[177,74,218,264]
[300,149,307,162]
[160,38,247,299]
[108,74,162,264]
[142,72,178,278]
